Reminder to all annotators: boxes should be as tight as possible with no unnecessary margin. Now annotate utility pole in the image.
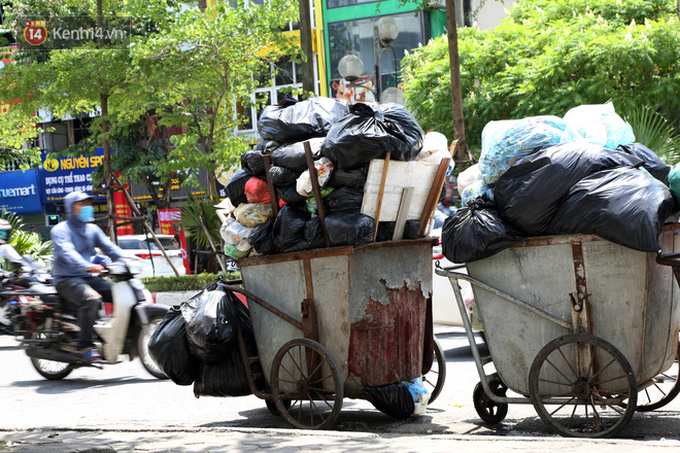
[445,0,472,165]
[298,0,316,97]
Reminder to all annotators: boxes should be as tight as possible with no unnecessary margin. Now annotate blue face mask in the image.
[77,205,95,223]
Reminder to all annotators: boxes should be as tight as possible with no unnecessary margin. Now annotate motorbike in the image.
[0,256,50,336]
[7,260,170,380]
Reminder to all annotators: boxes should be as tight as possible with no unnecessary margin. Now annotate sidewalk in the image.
[3,428,680,453]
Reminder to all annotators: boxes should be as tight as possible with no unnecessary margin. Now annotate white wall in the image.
[472,0,518,30]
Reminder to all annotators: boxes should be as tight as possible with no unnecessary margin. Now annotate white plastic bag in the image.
[561,102,635,150]
[219,217,253,245]
[296,157,334,197]
[456,164,482,198]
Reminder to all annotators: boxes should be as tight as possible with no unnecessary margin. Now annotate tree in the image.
[135,1,300,202]
[402,0,680,154]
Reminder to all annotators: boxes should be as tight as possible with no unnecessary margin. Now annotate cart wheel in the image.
[634,341,680,412]
[265,398,291,416]
[473,376,508,424]
[423,338,446,405]
[271,338,343,429]
[528,333,637,438]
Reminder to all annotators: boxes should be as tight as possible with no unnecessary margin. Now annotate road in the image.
[1,325,680,446]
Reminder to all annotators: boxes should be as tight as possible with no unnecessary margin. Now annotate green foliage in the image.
[181,196,222,250]
[622,106,680,164]
[142,272,241,292]
[0,210,52,269]
[402,0,680,153]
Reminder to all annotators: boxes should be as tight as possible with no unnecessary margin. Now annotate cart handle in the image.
[657,252,680,267]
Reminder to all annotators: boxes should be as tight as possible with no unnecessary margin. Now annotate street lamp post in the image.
[337,16,405,105]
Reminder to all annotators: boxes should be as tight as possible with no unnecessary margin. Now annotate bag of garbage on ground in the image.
[148,306,200,386]
[181,284,239,362]
[560,102,636,150]
[193,286,263,398]
[479,115,567,186]
[258,95,350,142]
[493,141,644,236]
[364,377,428,419]
[321,102,424,169]
[546,167,676,252]
[442,196,524,263]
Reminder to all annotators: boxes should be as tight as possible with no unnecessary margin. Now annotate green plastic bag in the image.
[669,163,680,205]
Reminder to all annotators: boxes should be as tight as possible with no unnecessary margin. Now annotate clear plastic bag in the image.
[233,203,274,228]
[219,217,253,245]
[479,115,567,186]
[561,102,635,150]
[296,157,334,197]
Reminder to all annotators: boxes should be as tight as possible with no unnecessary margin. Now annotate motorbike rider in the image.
[51,191,125,363]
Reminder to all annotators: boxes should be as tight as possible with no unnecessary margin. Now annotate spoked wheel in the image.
[423,338,446,404]
[528,333,637,438]
[271,338,343,429]
[473,375,508,424]
[137,315,168,380]
[265,398,291,416]
[634,341,680,412]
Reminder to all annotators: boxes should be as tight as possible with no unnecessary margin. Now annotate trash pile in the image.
[444,103,678,263]
[148,281,264,397]
[221,96,451,258]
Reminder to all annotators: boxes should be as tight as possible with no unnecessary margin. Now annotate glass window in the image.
[275,58,295,86]
[327,0,379,9]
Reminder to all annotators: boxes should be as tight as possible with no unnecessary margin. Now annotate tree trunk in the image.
[445,0,470,164]
[298,0,316,97]
[100,93,116,241]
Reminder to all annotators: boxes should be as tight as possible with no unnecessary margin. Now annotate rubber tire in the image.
[473,377,508,424]
[137,315,168,380]
[424,338,447,405]
[635,341,680,412]
[31,356,75,380]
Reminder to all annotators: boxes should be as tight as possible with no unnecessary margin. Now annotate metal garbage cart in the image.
[224,238,446,429]
[436,225,680,437]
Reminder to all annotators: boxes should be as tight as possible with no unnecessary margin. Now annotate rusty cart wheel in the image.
[271,338,343,429]
[423,338,446,404]
[633,341,680,412]
[473,375,508,424]
[265,398,291,416]
[528,333,637,438]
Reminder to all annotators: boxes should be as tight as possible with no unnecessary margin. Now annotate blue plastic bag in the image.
[560,102,635,150]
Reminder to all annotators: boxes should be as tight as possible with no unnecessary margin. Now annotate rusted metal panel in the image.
[348,284,427,387]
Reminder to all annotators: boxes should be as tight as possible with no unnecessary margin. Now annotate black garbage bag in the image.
[268,165,299,186]
[258,96,350,142]
[240,150,266,177]
[328,166,369,190]
[547,167,676,252]
[494,142,644,235]
[193,295,263,397]
[304,213,375,248]
[248,217,277,255]
[617,143,671,185]
[321,102,424,169]
[376,220,421,242]
[148,306,200,386]
[225,168,254,207]
[276,184,308,206]
[364,382,415,419]
[324,186,364,213]
[442,196,524,263]
[273,205,311,251]
[271,137,325,172]
[181,284,239,362]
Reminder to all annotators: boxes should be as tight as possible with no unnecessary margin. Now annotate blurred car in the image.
[431,228,480,329]
[116,234,187,278]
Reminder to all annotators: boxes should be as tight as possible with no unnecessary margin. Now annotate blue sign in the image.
[0,169,43,214]
[38,148,105,203]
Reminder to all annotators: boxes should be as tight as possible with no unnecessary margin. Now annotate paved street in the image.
[1,325,680,452]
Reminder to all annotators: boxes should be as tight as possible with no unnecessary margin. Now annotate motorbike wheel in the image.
[30,330,75,380]
[137,314,168,380]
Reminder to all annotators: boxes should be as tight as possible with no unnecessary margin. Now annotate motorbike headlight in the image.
[126,260,145,276]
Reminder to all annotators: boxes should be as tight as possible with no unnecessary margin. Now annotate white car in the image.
[116,234,187,278]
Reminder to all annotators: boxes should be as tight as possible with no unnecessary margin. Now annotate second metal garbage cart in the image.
[436,225,680,438]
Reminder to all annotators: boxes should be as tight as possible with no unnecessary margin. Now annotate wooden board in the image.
[360,159,440,222]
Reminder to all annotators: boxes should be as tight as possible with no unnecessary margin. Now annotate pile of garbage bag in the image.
[443,103,678,263]
[148,281,263,397]
[364,377,430,419]
[220,97,448,258]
